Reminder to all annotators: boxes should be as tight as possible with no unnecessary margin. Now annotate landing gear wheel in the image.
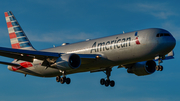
[60,77,66,84]
[156,66,160,71]
[100,78,105,85]
[56,76,60,82]
[156,56,164,71]
[105,80,110,87]
[66,78,71,84]
[156,65,163,71]
[100,68,116,87]
[110,80,115,87]
[159,65,163,71]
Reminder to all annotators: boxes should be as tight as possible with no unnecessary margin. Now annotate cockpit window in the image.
[156,33,171,37]
[156,34,160,37]
[164,33,170,36]
[160,33,163,37]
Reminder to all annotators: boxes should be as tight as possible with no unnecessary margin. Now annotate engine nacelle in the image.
[53,53,81,70]
[127,60,156,76]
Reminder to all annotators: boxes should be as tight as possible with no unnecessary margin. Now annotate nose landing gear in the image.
[156,56,164,71]
[156,65,163,71]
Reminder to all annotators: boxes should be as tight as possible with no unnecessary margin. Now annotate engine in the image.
[53,53,81,70]
[127,60,156,76]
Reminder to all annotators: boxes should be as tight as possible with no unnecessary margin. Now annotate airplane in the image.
[0,11,176,87]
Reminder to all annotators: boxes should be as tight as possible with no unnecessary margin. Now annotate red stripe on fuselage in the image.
[11,43,20,49]
[9,32,17,39]
[4,12,8,17]
[12,62,33,71]
[20,62,33,68]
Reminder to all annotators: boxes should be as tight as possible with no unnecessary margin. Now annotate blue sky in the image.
[0,0,180,101]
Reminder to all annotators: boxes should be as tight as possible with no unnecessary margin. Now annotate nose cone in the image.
[159,34,176,55]
[166,35,176,50]
[171,36,176,46]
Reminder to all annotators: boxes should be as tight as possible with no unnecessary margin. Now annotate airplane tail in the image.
[4,11,35,50]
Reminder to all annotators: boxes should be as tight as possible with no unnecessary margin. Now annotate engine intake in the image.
[53,53,81,70]
[127,60,156,76]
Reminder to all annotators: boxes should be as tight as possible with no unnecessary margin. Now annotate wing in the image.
[0,47,60,62]
[0,47,102,66]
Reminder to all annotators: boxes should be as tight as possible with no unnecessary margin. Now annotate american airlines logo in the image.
[90,32,141,53]
[90,37,131,53]
[135,32,140,45]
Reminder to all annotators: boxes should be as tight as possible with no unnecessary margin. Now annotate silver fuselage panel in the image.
[8,28,176,77]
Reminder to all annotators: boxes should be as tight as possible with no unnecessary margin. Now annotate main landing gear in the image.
[56,70,71,84]
[156,56,164,71]
[100,68,115,87]
[56,76,71,84]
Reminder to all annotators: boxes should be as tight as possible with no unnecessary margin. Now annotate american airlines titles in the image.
[90,37,131,53]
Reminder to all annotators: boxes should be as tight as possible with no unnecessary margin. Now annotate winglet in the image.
[4,11,35,50]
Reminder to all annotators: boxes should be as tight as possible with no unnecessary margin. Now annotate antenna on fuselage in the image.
[123,31,125,34]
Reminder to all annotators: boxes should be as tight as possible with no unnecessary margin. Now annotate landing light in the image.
[96,55,101,59]
[62,43,69,46]
[33,59,37,61]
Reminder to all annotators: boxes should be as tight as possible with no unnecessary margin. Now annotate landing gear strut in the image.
[156,56,164,71]
[56,70,71,84]
[100,68,115,87]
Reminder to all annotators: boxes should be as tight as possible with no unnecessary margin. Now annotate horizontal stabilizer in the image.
[0,61,20,67]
